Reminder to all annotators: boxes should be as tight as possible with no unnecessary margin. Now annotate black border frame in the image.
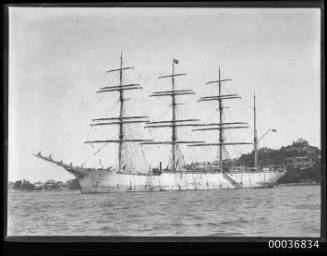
[2,1,326,255]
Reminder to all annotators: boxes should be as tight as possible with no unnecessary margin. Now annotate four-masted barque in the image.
[34,54,286,193]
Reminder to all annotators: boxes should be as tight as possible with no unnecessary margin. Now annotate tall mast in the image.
[253,92,258,169]
[118,52,124,171]
[218,66,223,172]
[143,58,204,172]
[84,53,150,171]
[189,66,252,172]
[171,62,177,172]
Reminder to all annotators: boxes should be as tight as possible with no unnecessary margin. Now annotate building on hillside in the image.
[44,180,57,190]
[66,179,81,190]
[283,138,318,155]
[34,181,44,190]
[56,181,67,190]
[285,156,316,170]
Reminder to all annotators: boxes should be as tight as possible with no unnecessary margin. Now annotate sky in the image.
[8,7,321,182]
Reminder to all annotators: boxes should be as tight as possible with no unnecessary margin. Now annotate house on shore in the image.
[44,180,57,190]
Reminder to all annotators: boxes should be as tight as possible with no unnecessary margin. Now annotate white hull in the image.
[78,170,286,193]
[33,153,286,193]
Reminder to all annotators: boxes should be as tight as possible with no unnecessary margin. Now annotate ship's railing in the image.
[229,166,286,173]
[181,165,287,173]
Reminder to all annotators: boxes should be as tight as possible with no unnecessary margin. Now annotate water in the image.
[7,185,320,237]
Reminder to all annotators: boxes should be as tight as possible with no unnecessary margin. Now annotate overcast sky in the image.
[9,7,321,182]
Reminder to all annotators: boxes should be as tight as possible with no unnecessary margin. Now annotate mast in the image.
[218,66,223,172]
[171,61,177,172]
[118,52,124,171]
[189,66,252,172]
[143,59,204,172]
[253,92,258,169]
[84,53,150,171]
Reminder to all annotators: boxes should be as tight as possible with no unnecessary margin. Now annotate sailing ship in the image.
[34,54,286,193]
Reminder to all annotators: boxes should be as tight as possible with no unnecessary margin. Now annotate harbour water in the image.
[7,185,320,237]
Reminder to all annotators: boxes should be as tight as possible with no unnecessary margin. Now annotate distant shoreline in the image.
[8,189,80,193]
